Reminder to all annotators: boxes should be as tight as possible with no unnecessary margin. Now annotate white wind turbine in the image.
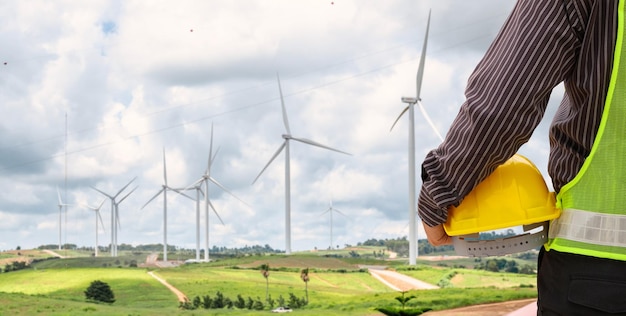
[253,74,351,255]
[186,124,247,262]
[321,200,346,250]
[111,186,137,256]
[92,177,137,257]
[390,10,443,266]
[56,187,70,251]
[142,149,173,262]
[84,199,106,257]
[142,149,192,262]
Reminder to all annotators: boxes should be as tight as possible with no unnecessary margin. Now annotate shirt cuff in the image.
[418,185,448,227]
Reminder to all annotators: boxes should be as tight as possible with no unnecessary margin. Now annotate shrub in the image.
[234,294,246,309]
[84,280,115,303]
[253,297,264,310]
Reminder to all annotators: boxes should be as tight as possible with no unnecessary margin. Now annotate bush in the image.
[84,280,115,303]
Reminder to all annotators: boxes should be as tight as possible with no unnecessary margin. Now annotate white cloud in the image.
[0,0,545,254]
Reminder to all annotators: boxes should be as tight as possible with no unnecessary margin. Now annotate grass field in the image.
[0,252,539,315]
[395,266,536,288]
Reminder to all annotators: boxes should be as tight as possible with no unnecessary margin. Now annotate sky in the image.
[0,0,564,253]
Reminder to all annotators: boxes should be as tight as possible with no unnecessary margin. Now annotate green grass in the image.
[449,269,536,288]
[32,254,147,269]
[0,268,175,309]
[0,252,539,315]
[156,264,392,301]
[394,265,536,288]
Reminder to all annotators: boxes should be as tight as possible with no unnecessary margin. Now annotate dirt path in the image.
[147,271,188,303]
[368,268,438,291]
[366,267,536,315]
[422,299,537,316]
[42,249,65,258]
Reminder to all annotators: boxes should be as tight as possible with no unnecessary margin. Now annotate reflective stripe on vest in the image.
[549,208,626,248]
[546,0,626,261]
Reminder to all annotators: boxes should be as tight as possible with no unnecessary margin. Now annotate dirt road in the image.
[366,266,536,315]
[368,268,438,291]
[147,271,188,303]
[422,299,537,316]
[42,249,65,258]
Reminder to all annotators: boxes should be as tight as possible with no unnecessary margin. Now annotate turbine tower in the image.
[253,74,351,255]
[84,199,106,257]
[186,124,246,262]
[321,200,346,250]
[56,187,70,251]
[92,177,136,257]
[390,10,442,266]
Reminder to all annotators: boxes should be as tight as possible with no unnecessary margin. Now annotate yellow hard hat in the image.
[444,154,560,236]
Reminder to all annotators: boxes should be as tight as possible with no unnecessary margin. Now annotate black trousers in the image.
[537,247,626,315]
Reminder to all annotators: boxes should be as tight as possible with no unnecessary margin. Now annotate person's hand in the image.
[423,223,453,246]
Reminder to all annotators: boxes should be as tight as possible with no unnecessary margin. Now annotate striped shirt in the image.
[418,0,619,227]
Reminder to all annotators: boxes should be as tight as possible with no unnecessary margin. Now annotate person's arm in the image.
[418,1,582,236]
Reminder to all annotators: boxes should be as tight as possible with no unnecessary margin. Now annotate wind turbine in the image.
[253,74,351,255]
[142,149,192,262]
[84,199,106,257]
[92,177,136,257]
[186,124,246,262]
[390,10,443,266]
[142,149,172,262]
[321,200,346,250]
[112,186,137,256]
[56,187,70,251]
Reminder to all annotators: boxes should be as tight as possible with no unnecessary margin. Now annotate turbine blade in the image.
[91,186,113,199]
[97,210,106,233]
[141,188,164,209]
[209,177,249,207]
[415,10,431,100]
[390,106,409,132]
[182,178,204,194]
[169,187,195,201]
[118,186,137,204]
[277,73,291,135]
[208,200,225,225]
[162,148,168,186]
[209,147,220,170]
[208,123,214,172]
[96,199,106,211]
[114,176,137,199]
[252,141,287,184]
[417,100,444,142]
[290,136,351,156]
[198,186,205,198]
[56,186,63,205]
[334,208,347,217]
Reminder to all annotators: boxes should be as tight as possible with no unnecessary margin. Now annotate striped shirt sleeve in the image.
[418,0,593,227]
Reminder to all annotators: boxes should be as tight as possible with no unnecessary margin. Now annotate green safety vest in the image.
[546,0,626,261]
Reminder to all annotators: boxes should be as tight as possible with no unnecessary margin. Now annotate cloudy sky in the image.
[0,0,563,253]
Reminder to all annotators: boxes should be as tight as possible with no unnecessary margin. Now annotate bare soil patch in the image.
[422,299,537,316]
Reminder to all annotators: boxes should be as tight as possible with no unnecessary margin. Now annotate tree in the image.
[259,263,270,302]
[300,268,310,303]
[395,291,416,310]
[84,280,115,303]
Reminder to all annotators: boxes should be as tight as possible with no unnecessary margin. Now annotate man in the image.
[418,1,625,315]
